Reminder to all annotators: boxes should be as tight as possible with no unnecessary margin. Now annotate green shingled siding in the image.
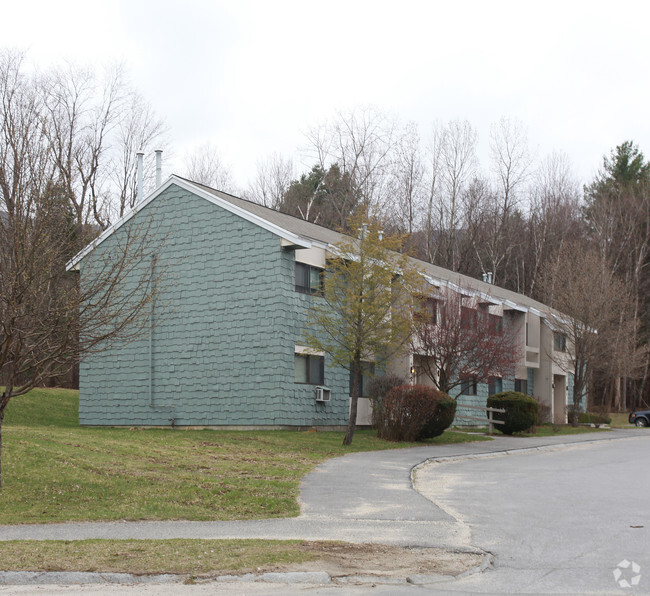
[452,377,516,427]
[79,184,350,427]
[453,383,489,426]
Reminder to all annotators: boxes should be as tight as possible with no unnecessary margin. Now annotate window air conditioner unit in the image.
[315,386,331,402]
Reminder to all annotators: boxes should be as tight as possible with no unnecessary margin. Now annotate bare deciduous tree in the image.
[111,91,168,219]
[183,143,237,194]
[584,141,650,408]
[42,62,125,229]
[489,116,532,219]
[423,120,477,271]
[304,107,396,227]
[411,285,519,395]
[0,50,164,486]
[387,122,425,237]
[525,152,582,298]
[540,246,644,419]
[244,152,294,209]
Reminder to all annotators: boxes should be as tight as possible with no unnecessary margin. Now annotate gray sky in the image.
[3,0,649,190]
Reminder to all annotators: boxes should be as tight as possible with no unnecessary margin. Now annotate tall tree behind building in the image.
[584,141,650,407]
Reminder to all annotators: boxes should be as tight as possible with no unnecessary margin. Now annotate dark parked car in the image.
[629,409,650,427]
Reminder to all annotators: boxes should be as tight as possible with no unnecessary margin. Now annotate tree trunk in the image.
[344,357,361,445]
[0,407,4,488]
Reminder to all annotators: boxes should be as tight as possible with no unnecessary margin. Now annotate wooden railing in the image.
[455,403,506,434]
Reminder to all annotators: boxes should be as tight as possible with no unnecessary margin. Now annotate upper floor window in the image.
[295,262,323,295]
[461,307,477,330]
[489,314,503,335]
[553,332,567,352]
[415,297,437,324]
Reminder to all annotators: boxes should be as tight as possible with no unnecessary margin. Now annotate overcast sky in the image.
[2,0,649,191]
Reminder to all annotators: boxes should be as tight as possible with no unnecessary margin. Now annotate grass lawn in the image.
[608,412,634,428]
[0,539,319,575]
[0,388,490,525]
[519,423,610,437]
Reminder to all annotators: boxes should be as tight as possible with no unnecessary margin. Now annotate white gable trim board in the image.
[65,176,311,271]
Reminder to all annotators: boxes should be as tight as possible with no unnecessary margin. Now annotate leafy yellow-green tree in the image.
[304,213,423,445]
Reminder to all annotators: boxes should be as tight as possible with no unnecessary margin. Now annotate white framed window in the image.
[294,346,325,385]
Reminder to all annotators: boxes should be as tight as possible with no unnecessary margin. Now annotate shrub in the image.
[417,393,457,440]
[578,412,612,425]
[368,374,405,428]
[375,384,456,442]
[487,391,538,435]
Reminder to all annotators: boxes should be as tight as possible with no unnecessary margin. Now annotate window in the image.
[294,353,324,384]
[553,332,567,352]
[349,361,375,397]
[461,307,477,330]
[488,376,502,396]
[489,314,503,335]
[515,379,528,395]
[460,376,477,395]
[295,262,323,295]
[415,297,437,324]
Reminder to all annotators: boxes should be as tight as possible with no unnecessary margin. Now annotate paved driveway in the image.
[0,430,634,548]
[416,435,650,594]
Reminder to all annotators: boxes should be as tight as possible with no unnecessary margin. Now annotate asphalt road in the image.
[416,435,650,594]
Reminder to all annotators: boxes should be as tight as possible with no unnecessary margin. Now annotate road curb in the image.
[410,432,640,482]
[0,571,181,585]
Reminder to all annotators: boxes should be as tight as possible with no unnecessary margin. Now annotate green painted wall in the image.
[79,184,349,427]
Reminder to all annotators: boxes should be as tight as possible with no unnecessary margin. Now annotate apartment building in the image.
[68,176,579,428]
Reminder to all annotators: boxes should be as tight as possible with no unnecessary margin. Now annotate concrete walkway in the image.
[0,429,638,548]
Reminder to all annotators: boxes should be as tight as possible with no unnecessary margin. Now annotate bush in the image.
[417,394,457,440]
[375,384,456,442]
[578,412,612,425]
[368,374,405,428]
[487,391,538,435]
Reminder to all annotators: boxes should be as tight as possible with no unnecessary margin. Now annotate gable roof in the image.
[66,175,554,318]
[191,181,555,316]
[65,175,313,270]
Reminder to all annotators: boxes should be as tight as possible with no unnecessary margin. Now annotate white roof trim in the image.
[423,276,503,306]
[66,175,311,270]
[502,299,528,313]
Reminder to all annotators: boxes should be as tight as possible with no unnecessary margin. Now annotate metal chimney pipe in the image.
[155,149,162,188]
[136,150,144,203]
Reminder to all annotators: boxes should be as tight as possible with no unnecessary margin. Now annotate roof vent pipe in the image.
[136,150,144,203]
[155,149,163,188]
